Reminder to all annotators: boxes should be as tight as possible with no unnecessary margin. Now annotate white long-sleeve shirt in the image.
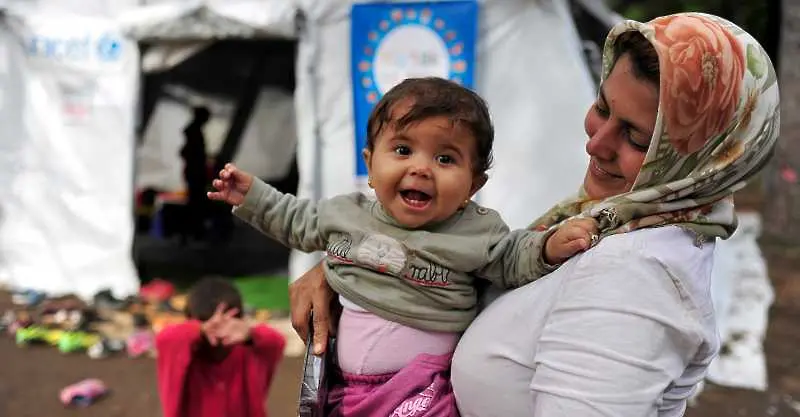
[452,226,719,417]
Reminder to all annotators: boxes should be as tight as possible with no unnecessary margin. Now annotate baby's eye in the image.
[394,145,411,156]
[436,155,455,165]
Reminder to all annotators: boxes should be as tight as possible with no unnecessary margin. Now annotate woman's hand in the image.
[289,262,339,355]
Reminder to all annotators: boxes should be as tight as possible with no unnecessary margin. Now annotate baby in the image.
[209,77,595,413]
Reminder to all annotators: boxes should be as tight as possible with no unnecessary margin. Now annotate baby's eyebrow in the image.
[440,143,466,157]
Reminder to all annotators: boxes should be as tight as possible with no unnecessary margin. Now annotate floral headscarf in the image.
[530,13,780,243]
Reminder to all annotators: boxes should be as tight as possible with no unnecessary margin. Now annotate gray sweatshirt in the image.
[233,178,553,332]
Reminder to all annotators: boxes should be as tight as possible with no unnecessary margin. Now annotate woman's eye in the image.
[622,128,650,152]
[437,155,455,164]
[394,145,411,155]
[594,103,609,117]
[627,136,650,152]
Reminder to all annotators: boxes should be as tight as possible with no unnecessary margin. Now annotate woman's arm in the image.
[529,254,706,416]
[288,262,339,354]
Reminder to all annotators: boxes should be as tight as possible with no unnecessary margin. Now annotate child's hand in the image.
[200,302,252,346]
[543,218,599,265]
[201,303,240,346]
[213,317,253,346]
[207,163,254,206]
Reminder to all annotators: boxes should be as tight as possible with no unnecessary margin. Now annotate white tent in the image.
[0,1,141,299]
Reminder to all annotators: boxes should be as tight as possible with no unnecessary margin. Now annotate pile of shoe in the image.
[2,281,183,359]
[2,278,284,359]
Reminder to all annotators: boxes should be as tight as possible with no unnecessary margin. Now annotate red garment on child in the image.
[156,320,286,417]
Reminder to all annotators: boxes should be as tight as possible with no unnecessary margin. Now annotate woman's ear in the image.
[470,174,488,196]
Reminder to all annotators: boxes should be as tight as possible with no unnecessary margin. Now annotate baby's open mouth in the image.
[400,190,432,208]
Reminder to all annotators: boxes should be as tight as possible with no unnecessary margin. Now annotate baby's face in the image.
[364,105,478,228]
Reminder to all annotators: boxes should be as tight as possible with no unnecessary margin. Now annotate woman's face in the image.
[583,53,659,200]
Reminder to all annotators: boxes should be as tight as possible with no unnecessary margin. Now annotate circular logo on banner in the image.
[373,25,449,94]
[357,7,470,104]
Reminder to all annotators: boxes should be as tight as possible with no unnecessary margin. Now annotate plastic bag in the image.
[298,315,337,417]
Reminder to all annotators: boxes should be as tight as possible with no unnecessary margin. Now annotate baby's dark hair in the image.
[185,277,244,321]
[365,77,494,175]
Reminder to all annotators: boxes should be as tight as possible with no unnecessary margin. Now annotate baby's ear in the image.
[362,148,373,170]
[470,174,488,196]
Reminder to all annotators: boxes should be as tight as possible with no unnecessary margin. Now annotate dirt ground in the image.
[0,244,798,417]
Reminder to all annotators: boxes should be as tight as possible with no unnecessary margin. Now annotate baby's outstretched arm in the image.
[210,163,327,252]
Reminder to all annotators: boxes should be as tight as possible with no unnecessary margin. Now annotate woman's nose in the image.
[586,122,618,161]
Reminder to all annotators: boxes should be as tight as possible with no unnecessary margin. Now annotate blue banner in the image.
[351,1,478,177]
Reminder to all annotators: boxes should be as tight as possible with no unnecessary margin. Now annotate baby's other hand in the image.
[543,218,599,265]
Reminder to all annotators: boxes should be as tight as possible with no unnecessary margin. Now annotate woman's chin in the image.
[583,177,624,201]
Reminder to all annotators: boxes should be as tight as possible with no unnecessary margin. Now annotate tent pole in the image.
[212,49,271,174]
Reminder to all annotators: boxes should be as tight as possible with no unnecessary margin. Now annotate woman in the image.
[289,12,780,416]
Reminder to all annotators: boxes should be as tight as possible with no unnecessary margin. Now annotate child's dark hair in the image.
[185,277,244,321]
[366,77,494,175]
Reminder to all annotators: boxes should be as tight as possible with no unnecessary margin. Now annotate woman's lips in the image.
[590,158,624,180]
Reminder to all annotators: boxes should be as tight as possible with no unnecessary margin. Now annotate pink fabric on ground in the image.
[327,353,459,417]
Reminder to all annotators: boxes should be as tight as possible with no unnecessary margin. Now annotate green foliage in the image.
[608,0,769,45]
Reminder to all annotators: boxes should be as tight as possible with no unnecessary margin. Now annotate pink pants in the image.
[327,353,459,417]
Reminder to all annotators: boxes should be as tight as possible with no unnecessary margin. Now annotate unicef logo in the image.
[96,33,123,62]
[26,32,123,63]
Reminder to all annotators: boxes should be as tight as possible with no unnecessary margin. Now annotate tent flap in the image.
[119,1,299,42]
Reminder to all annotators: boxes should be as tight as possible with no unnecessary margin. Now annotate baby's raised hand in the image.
[207,163,254,206]
[543,218,599,265]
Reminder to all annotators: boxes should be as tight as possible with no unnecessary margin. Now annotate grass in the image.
[233,275,290,311]
[148,274,290,311]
